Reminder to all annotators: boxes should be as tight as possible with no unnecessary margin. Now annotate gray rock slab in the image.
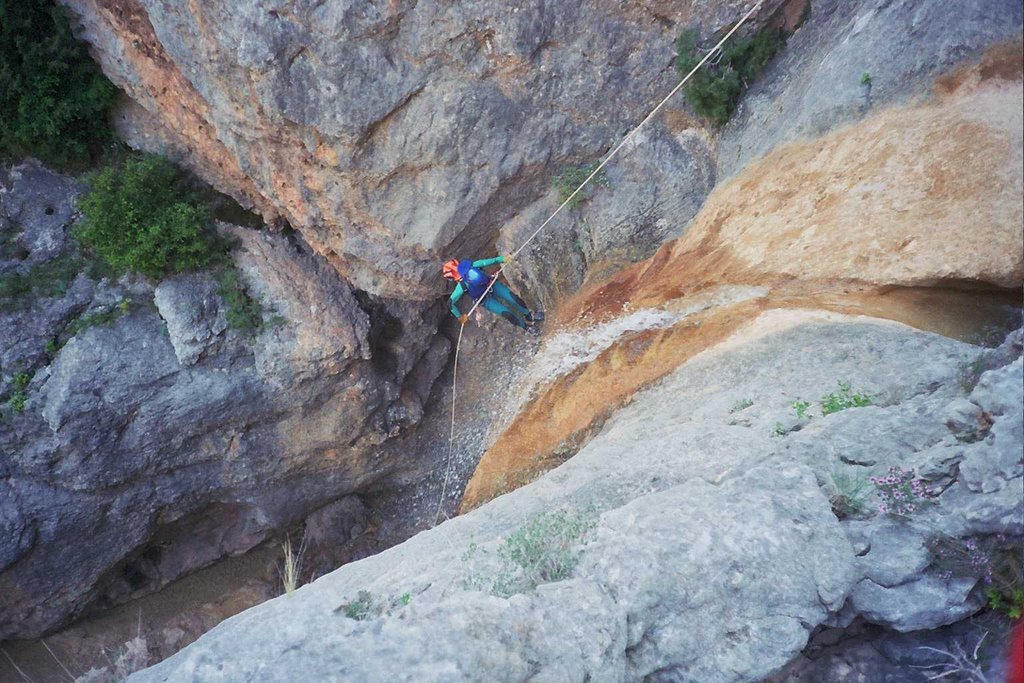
[130,313,1024,682]
[720,0,1024,178]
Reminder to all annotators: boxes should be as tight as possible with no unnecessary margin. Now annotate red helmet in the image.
[442,259,461,281]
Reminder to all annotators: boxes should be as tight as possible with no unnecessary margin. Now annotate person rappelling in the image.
[442,255,544,334]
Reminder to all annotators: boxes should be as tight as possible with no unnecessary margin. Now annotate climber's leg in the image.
[491,281,532,318]
[481,294,530,330]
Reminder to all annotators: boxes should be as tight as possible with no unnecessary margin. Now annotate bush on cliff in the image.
[0,0,118,169]
[75,155,226,278]
[675,24,787,125]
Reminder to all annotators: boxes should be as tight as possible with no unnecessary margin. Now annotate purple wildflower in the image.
[872,466,930,517]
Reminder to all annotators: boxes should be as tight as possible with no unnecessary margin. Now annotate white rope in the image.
[432,323,465,526]
[432,1,765,525]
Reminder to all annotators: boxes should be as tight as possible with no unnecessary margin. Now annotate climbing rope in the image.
[432,0,765,526]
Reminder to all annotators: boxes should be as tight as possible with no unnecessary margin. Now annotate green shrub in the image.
[75,155,226,278]
[674,24,787,125]
[553,161,610,209]
[464,508,596,597]
[0,0,118,168]
[217,268,266,335]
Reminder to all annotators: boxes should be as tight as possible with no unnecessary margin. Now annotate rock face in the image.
[57,0,798,299]
[4,1,1022,678]
[566,42,1024,326]
[130,312,1023,682]
[462,33,1024,509]
[720,0,1024,179]
[0,162,448,640]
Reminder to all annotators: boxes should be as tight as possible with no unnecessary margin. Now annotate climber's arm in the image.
[471,255,505,269]
[448,286,464,318]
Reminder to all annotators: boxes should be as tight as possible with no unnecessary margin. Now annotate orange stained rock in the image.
[559,44,1023,327]
[460,297,769,511]
[462,44,1024,512]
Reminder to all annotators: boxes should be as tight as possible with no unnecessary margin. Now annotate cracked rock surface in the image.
[131,311,1023,682]
[0,163,448,640]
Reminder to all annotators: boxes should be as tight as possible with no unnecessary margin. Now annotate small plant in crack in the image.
[870,465,931,516]
[729,398,753,413]
[820,380,872,415]
[6,369,34,414]
[463,508,596,597]
[769,422,787,438]
[217,267,285,336]
[552,161,610,209]
[958,359,986,394]
[792,400,811,420]
[928,534,1023,620]
[824,468,870,519]
[278,535,307,596]
[68,299,132,336]
[335,590,378,620]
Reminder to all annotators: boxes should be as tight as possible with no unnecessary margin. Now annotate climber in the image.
[442,255,544,333]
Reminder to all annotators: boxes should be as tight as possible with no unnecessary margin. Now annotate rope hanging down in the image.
[432,1,765,526]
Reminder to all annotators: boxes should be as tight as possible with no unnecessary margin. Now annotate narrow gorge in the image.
[1,0,1021,681]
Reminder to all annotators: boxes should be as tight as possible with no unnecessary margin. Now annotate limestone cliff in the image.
[0,163,447,640]
[131,315,1024,683]
[1,0,1022,679]
[57,0,791,299]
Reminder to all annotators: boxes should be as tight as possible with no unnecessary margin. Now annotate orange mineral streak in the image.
[88,0,269,217]
[560,43,1024,327]
[459,297,769,511]
[461,43,1024,511]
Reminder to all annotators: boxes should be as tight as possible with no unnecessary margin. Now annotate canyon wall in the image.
[1,2,1021,678]
[59,0,793,300]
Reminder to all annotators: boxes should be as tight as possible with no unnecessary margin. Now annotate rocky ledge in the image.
[0,162,448,640]
[131,312,1022,682]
